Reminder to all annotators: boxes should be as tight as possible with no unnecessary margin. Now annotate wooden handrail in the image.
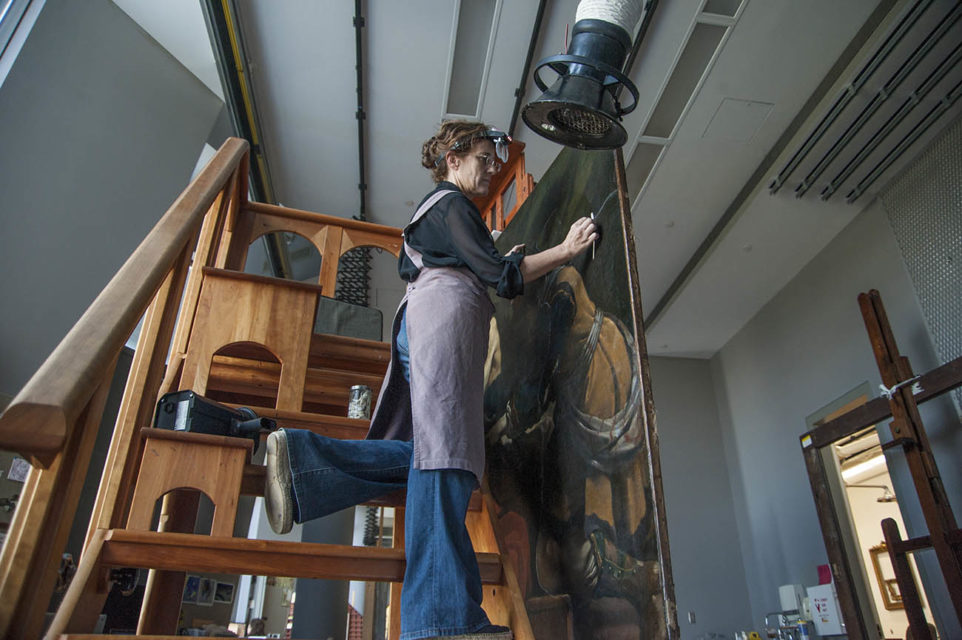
[0,137,250,465]
[245,200,406,236]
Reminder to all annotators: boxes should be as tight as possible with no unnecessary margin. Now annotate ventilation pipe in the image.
[522,0,642,149]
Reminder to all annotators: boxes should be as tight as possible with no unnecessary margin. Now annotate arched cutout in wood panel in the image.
[147,489,216,537]
[245,231,323,284]
[207,342,281,410]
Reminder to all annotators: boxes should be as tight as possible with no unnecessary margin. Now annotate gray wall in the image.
[650,355,753,637]
[0,0,223,397]
[710,190,961,635]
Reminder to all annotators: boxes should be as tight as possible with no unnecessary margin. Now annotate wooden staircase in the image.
[0,137,534,639]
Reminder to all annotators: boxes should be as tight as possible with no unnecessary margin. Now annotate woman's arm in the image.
[519,217,598,283]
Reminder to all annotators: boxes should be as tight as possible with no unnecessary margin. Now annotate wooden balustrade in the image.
[0,136,404,637]
[0,137,250,639]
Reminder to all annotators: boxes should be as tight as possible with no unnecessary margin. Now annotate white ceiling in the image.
[114,0,962,359]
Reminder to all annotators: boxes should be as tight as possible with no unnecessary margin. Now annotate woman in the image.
[263,120,597,640]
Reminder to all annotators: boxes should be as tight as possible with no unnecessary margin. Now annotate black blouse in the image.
[399,182,524,299]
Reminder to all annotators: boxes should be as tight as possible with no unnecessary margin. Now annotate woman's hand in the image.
[518,216,599,283]
[561,217,598,260]
[507,244,526,256]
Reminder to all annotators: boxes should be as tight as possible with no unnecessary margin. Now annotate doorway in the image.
[807,386,937,639]
[834,427,936,638]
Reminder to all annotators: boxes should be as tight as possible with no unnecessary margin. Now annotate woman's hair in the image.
[421,120,491,183]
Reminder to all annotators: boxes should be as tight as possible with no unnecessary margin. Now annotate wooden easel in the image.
[800,290,962,639]
[858,290,962,639]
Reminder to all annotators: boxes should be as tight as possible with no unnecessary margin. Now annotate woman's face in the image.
[446,139,499,198]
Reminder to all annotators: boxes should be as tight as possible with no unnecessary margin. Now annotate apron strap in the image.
[403,189,457,270]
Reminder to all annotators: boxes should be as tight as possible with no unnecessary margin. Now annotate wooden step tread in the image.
[227,406,371,439]
[96,529,503,584]
[218,325,391,373]
[207,354,384,407]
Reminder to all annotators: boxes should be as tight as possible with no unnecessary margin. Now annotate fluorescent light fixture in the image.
[841,454,887,481]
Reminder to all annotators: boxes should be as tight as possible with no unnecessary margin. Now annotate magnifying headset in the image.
[435,128,512,166]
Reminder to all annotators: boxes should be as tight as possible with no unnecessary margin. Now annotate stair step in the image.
[219,330,390,374]
[307,331,391,373]
[228,406,370,439]
[206,355,384,411]
[95,529,503,584]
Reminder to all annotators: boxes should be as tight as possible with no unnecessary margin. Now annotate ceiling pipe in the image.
[201,0,277,205]
[768,0,932,195]
[522,0,642,149]
[508,0,549,138]
[797,2,962,199]
[834,36,962,200]
[354,0,368,220]
[845,69,962,203]
[201,0,289,278]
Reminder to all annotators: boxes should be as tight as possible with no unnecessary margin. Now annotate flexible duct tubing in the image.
[576,0,643,38]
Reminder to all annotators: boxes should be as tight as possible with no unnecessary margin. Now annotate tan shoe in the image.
[265,430,293,534]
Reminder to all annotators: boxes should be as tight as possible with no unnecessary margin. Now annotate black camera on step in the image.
[153,391,276,454]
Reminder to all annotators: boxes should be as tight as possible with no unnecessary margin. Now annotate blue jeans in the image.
[396,306,411,383]
[283,308,492,639]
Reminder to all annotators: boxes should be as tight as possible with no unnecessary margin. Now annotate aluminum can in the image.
[348,384,373,419]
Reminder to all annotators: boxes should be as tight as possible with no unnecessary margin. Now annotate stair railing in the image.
[0,137,249,637]
[0,136,404,637]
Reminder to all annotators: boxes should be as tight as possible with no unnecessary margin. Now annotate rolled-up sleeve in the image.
[445,205,525,299]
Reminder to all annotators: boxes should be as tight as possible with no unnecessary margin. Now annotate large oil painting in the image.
[483,148,677,639]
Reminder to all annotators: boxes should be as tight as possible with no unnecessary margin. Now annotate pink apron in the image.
[366,191,495,481]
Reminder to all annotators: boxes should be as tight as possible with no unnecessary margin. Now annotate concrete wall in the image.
[710,193,962,635]
[0,0,223,397]
[650,355,753,636]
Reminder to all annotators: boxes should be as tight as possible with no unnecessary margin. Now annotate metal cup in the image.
[348,384,373,419]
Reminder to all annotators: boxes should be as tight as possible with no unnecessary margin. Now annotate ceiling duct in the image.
[769,0,962,204]
[522,0,643,149]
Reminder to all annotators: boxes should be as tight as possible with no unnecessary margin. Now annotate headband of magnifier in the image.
[435,128,511,166]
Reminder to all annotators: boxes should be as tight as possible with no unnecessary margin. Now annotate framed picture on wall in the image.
[214,581,235,605]
[197,577,215,606]
[870,543,904,610]
[182,574,200,604]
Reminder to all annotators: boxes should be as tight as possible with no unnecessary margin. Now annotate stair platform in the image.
[95,529,503,583]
